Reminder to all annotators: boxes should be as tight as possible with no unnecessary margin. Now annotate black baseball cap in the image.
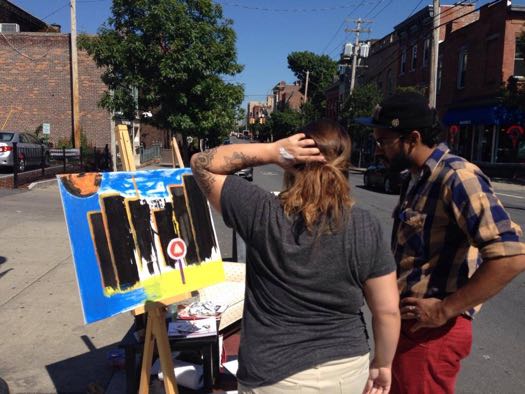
[354,91,436,131]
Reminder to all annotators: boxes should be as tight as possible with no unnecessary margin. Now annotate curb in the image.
[28,178,57,190]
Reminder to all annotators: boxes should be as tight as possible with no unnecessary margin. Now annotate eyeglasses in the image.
[374,136,403,149]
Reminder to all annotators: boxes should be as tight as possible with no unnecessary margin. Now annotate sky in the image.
[10,0,504,108]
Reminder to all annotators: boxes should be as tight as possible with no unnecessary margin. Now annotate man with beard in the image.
[356,91,525,394]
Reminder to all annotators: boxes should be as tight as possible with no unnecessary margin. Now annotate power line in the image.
[407,0,426,18]
[363,0,385,18]
[370,0,393,19]
[40,2,69,21]
[216,1,376,13]
[321,0,369,54]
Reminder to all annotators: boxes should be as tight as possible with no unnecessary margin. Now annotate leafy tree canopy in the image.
[287,51,338,119]
[267,106,303,140]
[79,0,244,138]
[340,83,383,143]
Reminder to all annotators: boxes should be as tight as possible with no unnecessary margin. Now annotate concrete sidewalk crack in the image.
[0,254,72,308]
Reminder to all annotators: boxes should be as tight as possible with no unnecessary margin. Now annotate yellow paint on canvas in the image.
[141,260,225,300]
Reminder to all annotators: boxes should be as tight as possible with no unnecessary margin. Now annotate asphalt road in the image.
[239,160,525,394]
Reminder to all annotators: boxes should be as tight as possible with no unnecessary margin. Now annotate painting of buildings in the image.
[58,168,224,323]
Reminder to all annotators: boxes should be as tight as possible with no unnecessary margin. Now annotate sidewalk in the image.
[0,173,240,394]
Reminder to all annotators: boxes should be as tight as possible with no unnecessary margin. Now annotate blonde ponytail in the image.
[280,119,353,234]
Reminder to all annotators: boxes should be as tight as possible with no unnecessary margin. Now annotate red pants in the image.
[390,316,472,394]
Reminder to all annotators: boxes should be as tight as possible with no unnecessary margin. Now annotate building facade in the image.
[272,80,304,111]
[352,0,525,171]
[439,1,525,168]
[0,0,167,157]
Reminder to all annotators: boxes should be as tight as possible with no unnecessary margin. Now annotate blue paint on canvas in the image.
[58,168,193,323]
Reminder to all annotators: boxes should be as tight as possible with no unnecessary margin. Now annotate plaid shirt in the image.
[392,143,525,317]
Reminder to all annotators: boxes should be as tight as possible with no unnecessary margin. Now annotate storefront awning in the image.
[442,105,525,126]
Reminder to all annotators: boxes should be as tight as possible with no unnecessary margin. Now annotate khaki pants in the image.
[238,353,370,394]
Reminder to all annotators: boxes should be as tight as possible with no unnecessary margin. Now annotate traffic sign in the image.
[42,123,50,135]
[167,238,187,260]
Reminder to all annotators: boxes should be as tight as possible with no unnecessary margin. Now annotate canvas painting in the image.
[58,168,224,324]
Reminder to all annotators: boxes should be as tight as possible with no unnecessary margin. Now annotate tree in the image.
[267,106,303,140]
[339,84,383,167]
[287,51,338,119]
[79,0,244,142]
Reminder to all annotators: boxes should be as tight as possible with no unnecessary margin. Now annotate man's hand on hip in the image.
[400,297,451,332]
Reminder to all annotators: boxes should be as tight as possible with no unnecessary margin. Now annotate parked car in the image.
[235,166,253,182]
[0,131,50,172]
[363,161,407,194]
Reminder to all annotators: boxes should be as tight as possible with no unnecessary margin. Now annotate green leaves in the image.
[79,0,244,139]
[287,51,338,117]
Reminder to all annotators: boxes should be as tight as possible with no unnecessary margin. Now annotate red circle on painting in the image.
[167,238,187,260]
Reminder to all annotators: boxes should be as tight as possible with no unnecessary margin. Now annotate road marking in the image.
[497,192,525,200]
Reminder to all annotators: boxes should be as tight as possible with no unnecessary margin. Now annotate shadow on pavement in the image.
[46,340,123,393]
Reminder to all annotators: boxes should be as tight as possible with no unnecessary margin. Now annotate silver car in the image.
[0,131,50,172]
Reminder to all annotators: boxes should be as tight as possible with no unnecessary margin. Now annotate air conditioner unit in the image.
[0,23,20,33]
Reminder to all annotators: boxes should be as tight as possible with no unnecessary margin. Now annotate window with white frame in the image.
[400,48,407,74]
[457,47,468,89]
[411,45,418,71]
[514,37,525,77]
[423,38,430,67]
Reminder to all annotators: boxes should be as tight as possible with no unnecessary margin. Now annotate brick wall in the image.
[0,32,111,147]
[436,0,525,113]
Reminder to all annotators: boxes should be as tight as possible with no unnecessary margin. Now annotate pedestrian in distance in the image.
[191,119,400,394]
[356,91,525,394]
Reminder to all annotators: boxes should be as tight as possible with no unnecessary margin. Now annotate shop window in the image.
[411,45,418,71]
[400,48,407,74]
[457,47,468,89]
[497,126,525,163]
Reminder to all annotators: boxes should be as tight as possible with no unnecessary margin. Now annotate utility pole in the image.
[70,0,81,148]
[428,0,440,108]
[346,18,371,94]
[304,70,310,103]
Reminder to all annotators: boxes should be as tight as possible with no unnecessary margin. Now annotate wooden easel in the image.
[171,136,184,168]
[115,124,182,394]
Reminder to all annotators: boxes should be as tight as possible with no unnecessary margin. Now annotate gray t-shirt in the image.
[220,175,395,388]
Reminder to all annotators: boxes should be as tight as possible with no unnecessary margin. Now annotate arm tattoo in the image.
[192,149,260,196]
[192,148,218,196]
[223,152,259,172]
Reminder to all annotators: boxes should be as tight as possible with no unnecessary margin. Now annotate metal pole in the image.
[428,0,440,108]
[350,19,361,94]
[13,142,18,188]
[41,145,45,176]
[70,0,81,148]
[304,70,310,103]
[63,146,66,172]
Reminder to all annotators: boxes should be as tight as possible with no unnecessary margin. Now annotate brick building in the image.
[0,0,171,157]
[0,0,112,148]
[362,3,477,98]
[440,1,525,167]
[355,0,525,171]
[272,81,304,111]
[0,32,113,147]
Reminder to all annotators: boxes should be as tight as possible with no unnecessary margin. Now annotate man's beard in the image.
[383,151,412,172]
